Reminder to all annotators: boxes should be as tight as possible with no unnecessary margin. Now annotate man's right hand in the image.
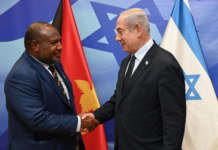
[78,112,99,132]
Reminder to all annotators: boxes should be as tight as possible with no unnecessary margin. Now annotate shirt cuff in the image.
[76,116,81,132]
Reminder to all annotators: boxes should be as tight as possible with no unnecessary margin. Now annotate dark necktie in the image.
[123,55,136,88]
[48,65,71,105]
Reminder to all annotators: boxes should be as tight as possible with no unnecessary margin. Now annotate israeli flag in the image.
[161,0,218,149]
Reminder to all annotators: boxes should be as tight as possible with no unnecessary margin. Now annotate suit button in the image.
[117,110,121,114]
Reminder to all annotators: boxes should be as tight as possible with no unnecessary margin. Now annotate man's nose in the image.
[57,42,63,51]
[115,35,121,42]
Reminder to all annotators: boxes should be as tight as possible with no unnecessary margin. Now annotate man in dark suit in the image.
[4,22,99,150]
[82,8,186,150]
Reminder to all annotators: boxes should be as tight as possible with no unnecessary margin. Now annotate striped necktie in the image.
[49,65,80,149]
[48,65,71,105]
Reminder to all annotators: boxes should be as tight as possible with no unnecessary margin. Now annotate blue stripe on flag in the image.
[171,0,208,74]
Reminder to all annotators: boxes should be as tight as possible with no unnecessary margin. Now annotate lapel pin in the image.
[145,61,149,65]
[62,73,66,78]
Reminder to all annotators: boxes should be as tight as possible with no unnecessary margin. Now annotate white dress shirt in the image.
[125,38,154,76]
[31,55,81,132]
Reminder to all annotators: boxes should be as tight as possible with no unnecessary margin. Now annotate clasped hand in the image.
[79,112,100,133]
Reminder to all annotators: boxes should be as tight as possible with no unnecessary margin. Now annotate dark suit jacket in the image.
[4,51,85,150]
[93,42,186,150]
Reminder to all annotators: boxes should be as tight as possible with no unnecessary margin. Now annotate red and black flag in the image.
[52,0,108,150]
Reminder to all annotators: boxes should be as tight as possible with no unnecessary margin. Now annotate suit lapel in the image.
[54,63,73,94]
[37,63,74,111]
[24,51,74,111]
[118,43,158,106]
[117,54,131,92]
[54,63,77,114]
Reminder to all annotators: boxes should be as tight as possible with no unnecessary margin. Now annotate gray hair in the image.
[121,8,150,34]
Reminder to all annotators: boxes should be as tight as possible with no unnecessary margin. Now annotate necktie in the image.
[48,65,71,105]
[49,65,80,149]
[123,55,136,88]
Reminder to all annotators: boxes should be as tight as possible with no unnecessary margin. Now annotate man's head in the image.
[24,22,63,65]
[115,8,151,54]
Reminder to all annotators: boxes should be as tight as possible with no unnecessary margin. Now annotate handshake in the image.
[78,112,100,133]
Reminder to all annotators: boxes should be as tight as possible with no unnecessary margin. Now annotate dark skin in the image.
[79,112,100,132]
[28,25,99,132]
[29,26,63,65]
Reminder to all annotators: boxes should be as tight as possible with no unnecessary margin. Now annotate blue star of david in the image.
[82,0,168,66]
[184,72,201,100]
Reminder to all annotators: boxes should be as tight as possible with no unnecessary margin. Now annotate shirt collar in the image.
[134,38,154,62]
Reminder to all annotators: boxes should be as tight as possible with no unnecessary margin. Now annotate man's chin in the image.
[52,58,60,64]
[123,49,129,53]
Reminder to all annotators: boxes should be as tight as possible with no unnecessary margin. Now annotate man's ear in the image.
[31,40,39,52]
[135,23,142,38]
